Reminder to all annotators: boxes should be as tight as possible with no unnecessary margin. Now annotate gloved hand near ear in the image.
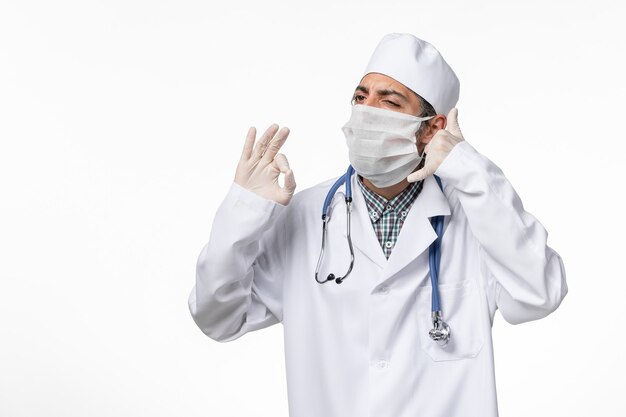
[407,108,464,183]
[235,123,297,206]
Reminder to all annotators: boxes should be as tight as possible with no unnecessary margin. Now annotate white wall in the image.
[1,0,624,415]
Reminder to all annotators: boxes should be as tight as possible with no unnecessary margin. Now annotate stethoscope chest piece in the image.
[429,310,451,347]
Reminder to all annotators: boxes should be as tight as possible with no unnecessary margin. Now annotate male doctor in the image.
[188,33,568,417]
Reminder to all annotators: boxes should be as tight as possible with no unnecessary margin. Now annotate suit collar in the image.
[382,175,451,282]
[343,174,451,283]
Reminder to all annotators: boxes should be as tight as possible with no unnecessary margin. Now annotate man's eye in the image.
[384,100,399,107]
[351,95,366,104]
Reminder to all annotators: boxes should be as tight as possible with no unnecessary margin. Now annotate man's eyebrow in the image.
[353,85,408,102]
[377,89,408,101]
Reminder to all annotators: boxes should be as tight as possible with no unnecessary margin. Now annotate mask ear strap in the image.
[415,115,434,139]
[415,116,435,155]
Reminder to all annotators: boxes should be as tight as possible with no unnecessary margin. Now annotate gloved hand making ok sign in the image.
[235,123,296,206]
[407,107,465,183]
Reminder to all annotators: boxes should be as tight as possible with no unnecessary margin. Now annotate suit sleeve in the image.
[188,182,287,342]
[435,141,568,325]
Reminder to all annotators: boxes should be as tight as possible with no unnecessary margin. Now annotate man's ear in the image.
[417,114,447,153]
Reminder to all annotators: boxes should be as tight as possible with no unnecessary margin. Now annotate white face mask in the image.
[342,104,434,188]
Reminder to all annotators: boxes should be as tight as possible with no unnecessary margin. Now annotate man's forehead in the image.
[356,73,412,93]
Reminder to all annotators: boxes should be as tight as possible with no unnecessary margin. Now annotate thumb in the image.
[445,107,464,139]
[283,169,296,195]
[407,166,430,183]
[274,153,296,196]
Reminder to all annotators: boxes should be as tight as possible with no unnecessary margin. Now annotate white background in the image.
[1,0,624,416]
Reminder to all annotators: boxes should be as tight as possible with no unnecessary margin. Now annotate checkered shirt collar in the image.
[357,176,423,223]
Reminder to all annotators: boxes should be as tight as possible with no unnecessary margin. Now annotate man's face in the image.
[351,72,422,117]
[351,72,445,156]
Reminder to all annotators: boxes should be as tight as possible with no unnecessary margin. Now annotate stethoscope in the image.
[314,165,451,347]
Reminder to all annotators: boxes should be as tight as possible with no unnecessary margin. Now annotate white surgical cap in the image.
[362,33,460,116]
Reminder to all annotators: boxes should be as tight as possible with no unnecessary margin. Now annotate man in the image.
[188,33,568,417]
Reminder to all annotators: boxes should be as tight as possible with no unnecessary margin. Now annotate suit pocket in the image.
[417,279,484,361]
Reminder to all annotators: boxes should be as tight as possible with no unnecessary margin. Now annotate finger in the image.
[273,153,290,173]
[262,127,290,164]
[407,168,426,183]
[273,153,296,195]
[407,162,434,183]
[283,169,296,195]
[252,123,279,160]
[240,126,256,161]
[445,108,464,139]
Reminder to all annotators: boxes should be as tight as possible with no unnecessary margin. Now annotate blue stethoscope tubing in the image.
[315,166,355,285]
[315,165,451,346]
[429,175,444,313]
